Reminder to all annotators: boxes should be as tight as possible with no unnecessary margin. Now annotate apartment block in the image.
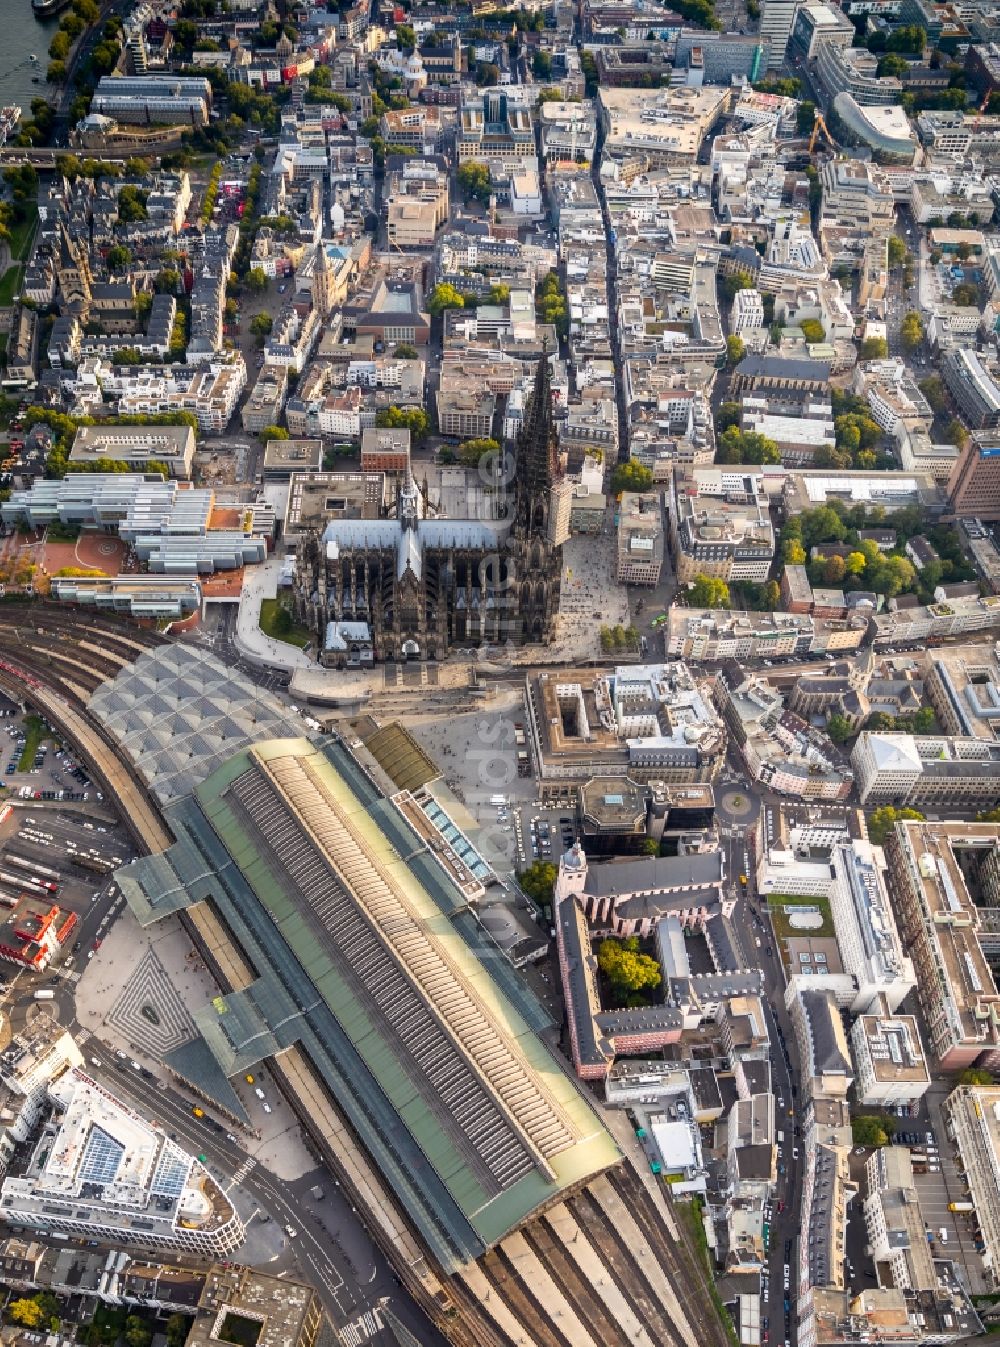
[944,1085,1000,1288]
[862,1147,935,1291]
[883,821,1000,1070]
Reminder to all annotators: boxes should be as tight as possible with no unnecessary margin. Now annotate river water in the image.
[0,3,61,127]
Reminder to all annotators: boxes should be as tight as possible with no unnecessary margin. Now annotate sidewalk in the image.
[233,558,314,673]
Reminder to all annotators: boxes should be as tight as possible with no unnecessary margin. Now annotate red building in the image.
[0,897,78,970]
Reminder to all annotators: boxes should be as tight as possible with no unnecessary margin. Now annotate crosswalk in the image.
[231,1156,256,1186]
[338,1309,382,1346]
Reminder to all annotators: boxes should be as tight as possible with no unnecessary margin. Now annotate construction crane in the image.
[809,109,836,158]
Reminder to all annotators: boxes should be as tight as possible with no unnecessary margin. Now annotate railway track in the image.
[0,607,171,853]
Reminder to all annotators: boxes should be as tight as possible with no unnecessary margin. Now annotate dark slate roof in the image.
[737,354,832,382]
[584,851,723,900]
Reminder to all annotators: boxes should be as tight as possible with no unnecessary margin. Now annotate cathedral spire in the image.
[516,349,558,532]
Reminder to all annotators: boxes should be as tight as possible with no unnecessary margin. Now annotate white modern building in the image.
[0,1024,84,1176]
[732,288,765,333]
[829,841,915,1014]
[850,1013,930,1107]
[0,1070,245,1256]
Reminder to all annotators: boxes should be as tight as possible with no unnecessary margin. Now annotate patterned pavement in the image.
[106,947,197,1057]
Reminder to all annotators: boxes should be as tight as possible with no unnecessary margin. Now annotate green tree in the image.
[826,713,853,744]
[718,427,780,465]
[125,1318,152,1347]
[518,860,557,907]
[852,1116,890,1147]
[106,244,131,273]
[859,336,888,360]
[944,417,969,449]
[977,808,1000,824]
[250,312,273,340]
[900,310,924,352]
[958,1067,995,1084]
[721,270,754,301]
[726,334,745,367]
[867,806,925,846]
[877,51,909,77]
[117,185,148,224]
[714,403,740,435]
[456,160,492,205]
[951,281,979,307]
[597,935,662,1002]
[427,282,466,316]
[762,579,781,608]
[166,1315,192,1347]
[10,1301,47,1330]
[476,62,500,86]
[845,550,866,575]
[458,437,499,466]
[395,23,416,50]
[533,50,553,79]
[800,318,825,344]
[689,574,730,609]
[887,235,907,269]
[375,406,430,442]
[393,343,418,359]
[247,267,268,294]
[610,461,653,494]
[796,100,816,135]
[260,425,288,441]
[640,837,660,856]
[918,375,947,414]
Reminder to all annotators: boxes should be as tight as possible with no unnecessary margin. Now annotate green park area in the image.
[0,205,38,308]
[259,597,311,649]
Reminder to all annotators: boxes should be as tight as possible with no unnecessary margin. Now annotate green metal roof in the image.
[123,737,619,1268]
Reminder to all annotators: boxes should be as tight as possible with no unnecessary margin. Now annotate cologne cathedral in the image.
[294,352,564,664]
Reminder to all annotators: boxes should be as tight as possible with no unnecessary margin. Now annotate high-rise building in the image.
[760,0,799,69]
[944,1084,1000,1289]
[948,430,1000,518]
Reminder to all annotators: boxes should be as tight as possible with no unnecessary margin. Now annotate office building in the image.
[188,1268,328,1347]
[882,821,1000,1069]
[852,732,1000,808]
[732,288,765,333]
[926,645,1000,740]
[360,427,410,474]
[68,425,196,480]
[948,431,1000,519]
[673,496,774,584]
[50,576,202,620]
[760,0,799,68]
[457,90,534,163]
[788,988,854,1102]
[525,663,726,795]
[941,348,1000,431]
[0,1069,244,1255]
[850,1014,930,1107]
[617,492,663,586]
[598,86,728,168]
[0,1023,83,1176]
[90,75,212,127]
